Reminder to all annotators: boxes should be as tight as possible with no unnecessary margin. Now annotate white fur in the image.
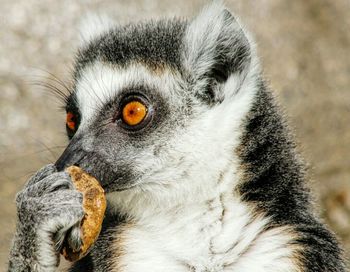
[185,1,241,74]
[78,13,115,44]
[184,1,258,100]
[109,200,300,272]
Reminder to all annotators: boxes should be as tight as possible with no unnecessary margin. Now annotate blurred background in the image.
[0,0,349,269]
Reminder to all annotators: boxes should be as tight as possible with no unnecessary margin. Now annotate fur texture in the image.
[8,2,346,272]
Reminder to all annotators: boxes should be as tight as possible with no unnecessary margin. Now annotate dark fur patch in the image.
[74,19,187,79]
[237,79,346,271]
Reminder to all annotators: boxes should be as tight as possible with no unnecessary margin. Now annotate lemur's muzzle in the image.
[55,136,86,172]
[55,136,132,192]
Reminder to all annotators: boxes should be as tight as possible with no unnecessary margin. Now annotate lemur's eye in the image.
[66,111,79,138]
[122,101,147,126]
[66,112,77,130]
[117,94,153,131]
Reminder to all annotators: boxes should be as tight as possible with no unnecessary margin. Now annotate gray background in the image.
[1,0,349,269]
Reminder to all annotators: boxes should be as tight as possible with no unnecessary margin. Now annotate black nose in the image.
[55,137,86,171]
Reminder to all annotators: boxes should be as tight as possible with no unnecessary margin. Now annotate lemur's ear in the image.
[78,13,115,45]
[184,2,253,104]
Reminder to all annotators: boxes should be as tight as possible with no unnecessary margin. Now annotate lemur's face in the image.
[56,5,255,195]
[57,61,194,192]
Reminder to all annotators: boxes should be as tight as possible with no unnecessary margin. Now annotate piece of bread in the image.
[61,166,106,262]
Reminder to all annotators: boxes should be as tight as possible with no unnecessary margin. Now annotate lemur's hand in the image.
[8,164,84,272]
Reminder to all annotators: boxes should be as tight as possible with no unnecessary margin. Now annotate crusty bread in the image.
[61,166,106,262]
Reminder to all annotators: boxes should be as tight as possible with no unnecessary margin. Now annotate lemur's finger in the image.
[54,222,82,253]
[37,202,84,269]
[66,222,83,253]
[19,172,73,199]
[26,164,57,187]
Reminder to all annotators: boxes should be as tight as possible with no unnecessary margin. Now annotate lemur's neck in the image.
[107,161,238,222]
[105,162,300,271]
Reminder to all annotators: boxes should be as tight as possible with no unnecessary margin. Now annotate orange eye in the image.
[66,112,77,131]
[122,101,147,126]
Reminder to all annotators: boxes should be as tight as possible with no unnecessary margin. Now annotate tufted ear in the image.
[184,2,253,104]
[78,13,115,45]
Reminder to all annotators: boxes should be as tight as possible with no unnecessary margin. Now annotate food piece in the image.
[61,166,106,262]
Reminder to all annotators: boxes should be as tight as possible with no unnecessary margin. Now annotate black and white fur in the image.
[8,2,346,272]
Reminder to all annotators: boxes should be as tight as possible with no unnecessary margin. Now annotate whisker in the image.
[30,67,74,92]
[34,140,62,161]
[31,80,69,106]
[2,146,66,165]
[26,68,74,110]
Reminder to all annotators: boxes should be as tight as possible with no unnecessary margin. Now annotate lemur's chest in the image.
[87,194,300,272]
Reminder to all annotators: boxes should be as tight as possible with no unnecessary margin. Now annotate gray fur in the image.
[74,19,187,78]
[8,164,84,272]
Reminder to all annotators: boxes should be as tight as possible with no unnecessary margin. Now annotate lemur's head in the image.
[56,2,260,207]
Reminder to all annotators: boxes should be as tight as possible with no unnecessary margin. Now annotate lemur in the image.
[8,2,346,272]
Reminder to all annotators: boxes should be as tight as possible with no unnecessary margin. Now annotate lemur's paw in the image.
[12,164,84,271]
[35,190,84,268]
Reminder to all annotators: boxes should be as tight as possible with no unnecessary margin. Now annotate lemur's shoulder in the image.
[238,82,346,271]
